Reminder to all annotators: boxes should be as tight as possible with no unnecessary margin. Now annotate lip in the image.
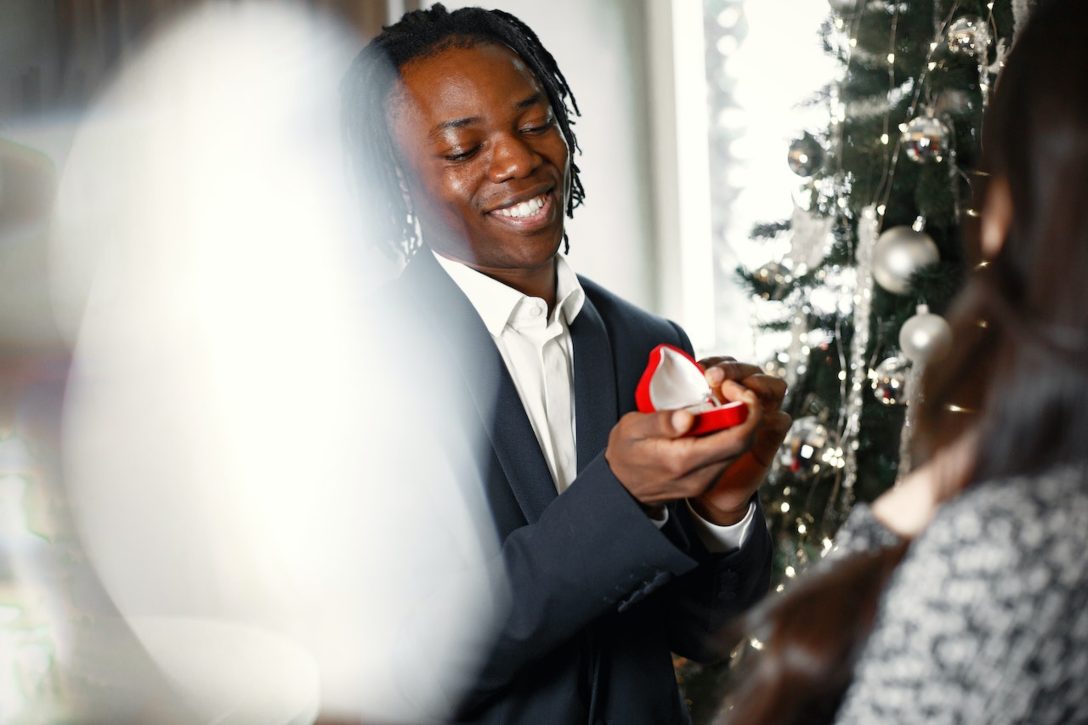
[486,183,556,214]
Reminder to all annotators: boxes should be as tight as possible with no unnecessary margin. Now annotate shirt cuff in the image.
[685,500,756,553]
[648,506,670,530]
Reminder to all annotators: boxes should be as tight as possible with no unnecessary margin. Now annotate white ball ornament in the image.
[872,226,940,294]
[899,304,952,365]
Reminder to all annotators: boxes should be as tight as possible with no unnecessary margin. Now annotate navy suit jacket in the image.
[382,250,772,724]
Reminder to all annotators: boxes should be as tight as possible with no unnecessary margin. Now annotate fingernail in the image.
[672,410,694,432]
[705,367,724,385]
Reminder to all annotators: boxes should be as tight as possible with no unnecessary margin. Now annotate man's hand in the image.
[689,357,791,526]
[605,385,763,513]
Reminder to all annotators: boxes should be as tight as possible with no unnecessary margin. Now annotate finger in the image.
[703,360,763,387]
[696,355,737,369]
[737,373,788,411]
[666,387,763,470]
[619,409,695,441]
[634,459,731,506]
[717,380,763,414]
[763,409,793,436]
[751,411,792,467]
[680,459,735,498]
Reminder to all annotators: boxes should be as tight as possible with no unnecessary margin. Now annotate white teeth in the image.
[495,195,546,219]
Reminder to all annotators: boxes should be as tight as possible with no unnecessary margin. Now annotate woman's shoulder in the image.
[922,465,1088,562]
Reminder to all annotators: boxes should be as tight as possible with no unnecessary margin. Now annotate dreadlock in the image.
[341,3,584,261]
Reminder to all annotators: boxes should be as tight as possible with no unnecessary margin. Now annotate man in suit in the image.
[342,5,791,722]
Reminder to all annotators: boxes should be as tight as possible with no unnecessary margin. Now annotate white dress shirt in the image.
[433,251,754,552]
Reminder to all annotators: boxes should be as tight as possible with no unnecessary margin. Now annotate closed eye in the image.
[443,146,480,162]
[520,118,556,135]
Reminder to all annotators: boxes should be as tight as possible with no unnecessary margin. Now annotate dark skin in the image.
[388,42,790,525]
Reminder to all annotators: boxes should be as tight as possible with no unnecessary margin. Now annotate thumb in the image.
[668,409,695,437]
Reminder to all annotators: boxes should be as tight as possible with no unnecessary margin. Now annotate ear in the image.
[980,176,1013,258]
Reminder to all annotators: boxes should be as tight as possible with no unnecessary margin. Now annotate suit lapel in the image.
[569,293,619,472]
[399,251,557,523]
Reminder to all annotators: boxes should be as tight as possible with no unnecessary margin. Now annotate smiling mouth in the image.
[488,193,555,228]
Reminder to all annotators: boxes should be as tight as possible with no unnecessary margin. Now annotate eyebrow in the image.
[429,116,481,137]
[515,92,545,110]
[427,94,547,138]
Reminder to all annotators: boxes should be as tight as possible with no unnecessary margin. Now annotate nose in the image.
[488,132,541,183]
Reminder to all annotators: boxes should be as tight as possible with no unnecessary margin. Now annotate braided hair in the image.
[341,3,584,260]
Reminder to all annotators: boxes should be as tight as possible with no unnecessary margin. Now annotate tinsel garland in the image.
[838,205,880,507]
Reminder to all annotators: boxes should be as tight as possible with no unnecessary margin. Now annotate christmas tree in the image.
[681,1,1031,721]
[745,0,1023,588]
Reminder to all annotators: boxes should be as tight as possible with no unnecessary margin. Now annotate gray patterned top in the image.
[833,466,1088,725]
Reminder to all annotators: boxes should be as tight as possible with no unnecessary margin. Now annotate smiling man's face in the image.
[388,41,570,283]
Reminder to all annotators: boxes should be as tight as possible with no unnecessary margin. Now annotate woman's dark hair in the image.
[724,1,1088,722]
[341,3,584,260]
[914,0,1088,481]
[722,542,909,724]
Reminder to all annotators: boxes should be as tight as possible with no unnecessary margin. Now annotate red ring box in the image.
[635,344,749,436]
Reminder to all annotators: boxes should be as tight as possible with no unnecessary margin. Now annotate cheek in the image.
[411,167,481,235]
[442,172,477,208]
[548,138,572,201]
[546,132,570,169]
[406,164,471,209]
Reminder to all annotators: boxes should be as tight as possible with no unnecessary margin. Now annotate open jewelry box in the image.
[635,344,749,436]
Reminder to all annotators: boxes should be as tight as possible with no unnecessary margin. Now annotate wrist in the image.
[689,496,749,526]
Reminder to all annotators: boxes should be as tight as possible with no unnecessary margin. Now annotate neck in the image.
[434,250,559,311]
[476,260,558,310]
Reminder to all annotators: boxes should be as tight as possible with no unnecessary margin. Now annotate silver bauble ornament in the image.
[870,355,911,405]
[787,136,823,177]
[753,261,792,301]
[778,416,837,480]
[899,304,953,365]
[901,113,951,163]
[872,226,940,294]
[946,16,990,56]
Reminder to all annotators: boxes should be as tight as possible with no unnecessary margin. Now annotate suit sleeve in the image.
[659,497,772,662]
[461,452,701,703]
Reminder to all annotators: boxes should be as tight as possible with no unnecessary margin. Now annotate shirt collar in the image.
[431,250,585,336]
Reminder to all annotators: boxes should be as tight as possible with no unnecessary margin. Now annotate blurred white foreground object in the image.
[51,3,503,722]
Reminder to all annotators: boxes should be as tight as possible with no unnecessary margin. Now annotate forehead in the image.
[390,42,545,124]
